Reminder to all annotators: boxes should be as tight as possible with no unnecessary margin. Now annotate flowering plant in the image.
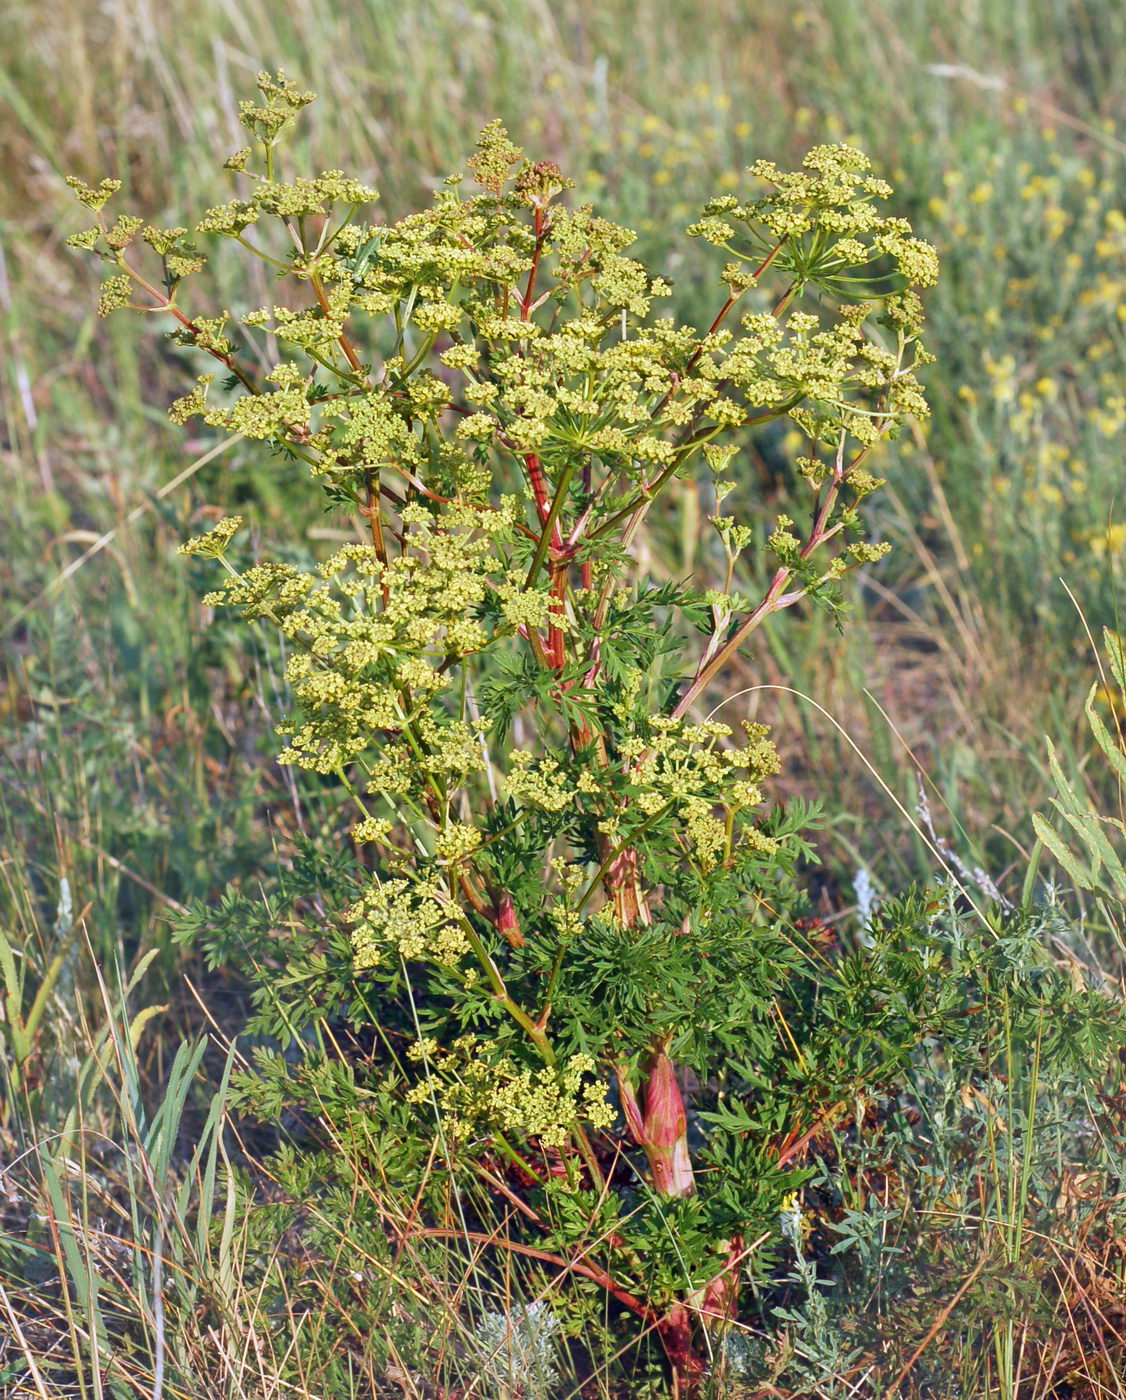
[70,71,939,1390]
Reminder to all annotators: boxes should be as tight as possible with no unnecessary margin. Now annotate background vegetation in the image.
[2,1,1126,1396]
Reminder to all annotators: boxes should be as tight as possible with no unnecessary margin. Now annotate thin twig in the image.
[883,1251,988,1397]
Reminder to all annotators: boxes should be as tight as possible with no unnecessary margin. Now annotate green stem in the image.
[588,405,796,544]
[455,917,605,1186]
[575,803,676,915]
[524,458,578,588]
[333,764,377,822]
[234,233,292,272]
[317,204,359,258]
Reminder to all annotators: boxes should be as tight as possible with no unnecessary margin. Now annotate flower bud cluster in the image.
[199,509,514,774]
[407,1037,613,1148]
[346,876,468,968]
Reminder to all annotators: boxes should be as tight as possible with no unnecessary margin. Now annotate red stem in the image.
[670,443,865,721]
[521,450,568,671]
[523,452,562,542]
[413,1228,658,1323]
[521,208,546,319]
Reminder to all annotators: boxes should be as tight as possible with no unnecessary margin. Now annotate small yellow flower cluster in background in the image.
[917,127,1126,586]
[407,1037,613,1149]
[1089,524,1126,560]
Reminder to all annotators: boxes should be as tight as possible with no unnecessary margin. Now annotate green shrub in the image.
[59,72,1125,1396]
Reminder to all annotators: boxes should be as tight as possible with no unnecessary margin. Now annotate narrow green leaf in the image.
[1031,811,1096,891]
